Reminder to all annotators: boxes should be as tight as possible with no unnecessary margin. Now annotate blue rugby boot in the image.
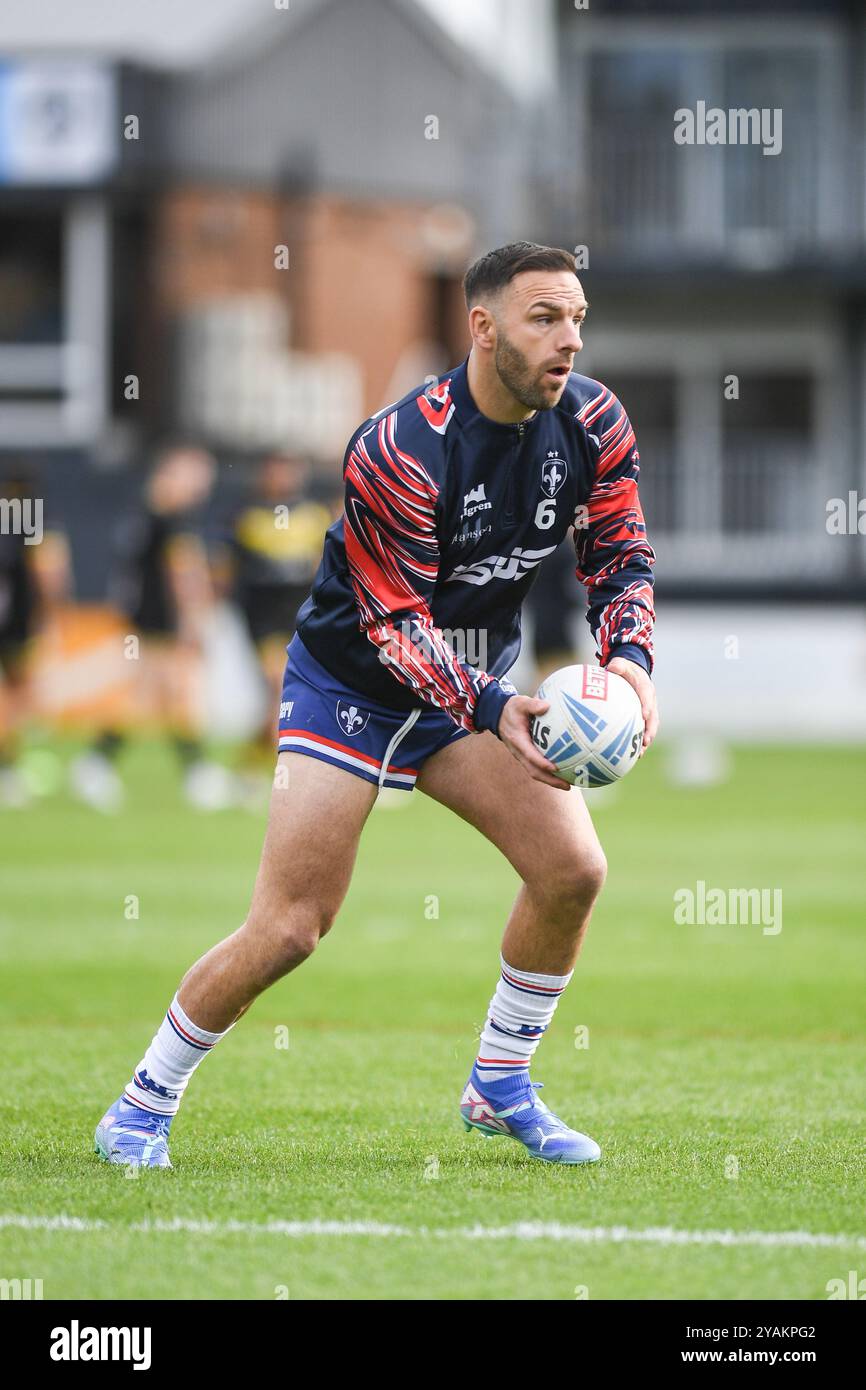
[94,1096,173,1169]
[460,1065,601,1165]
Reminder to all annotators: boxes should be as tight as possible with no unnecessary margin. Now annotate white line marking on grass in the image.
[2,1214,865,1249]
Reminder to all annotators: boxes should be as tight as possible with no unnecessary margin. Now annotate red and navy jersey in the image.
[295,357,655,734]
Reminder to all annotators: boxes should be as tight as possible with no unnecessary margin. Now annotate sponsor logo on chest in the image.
[461,482,492,520]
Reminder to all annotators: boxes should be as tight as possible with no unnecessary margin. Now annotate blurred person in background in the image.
[0,466,71,806]
[220,451,331,762]
[321,477,347,525]
[70,441,234,812]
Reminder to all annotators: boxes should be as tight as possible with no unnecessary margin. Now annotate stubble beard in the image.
[494,329,558,413]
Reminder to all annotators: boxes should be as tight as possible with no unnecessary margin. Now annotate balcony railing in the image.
[634,429,852,583]
[584,116,855,260]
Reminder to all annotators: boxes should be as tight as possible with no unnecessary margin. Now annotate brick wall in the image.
[150,186,472,419]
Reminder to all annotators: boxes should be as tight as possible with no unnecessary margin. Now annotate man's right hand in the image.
[496,695,570,791]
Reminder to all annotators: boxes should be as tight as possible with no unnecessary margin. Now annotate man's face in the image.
[491,270,587,411]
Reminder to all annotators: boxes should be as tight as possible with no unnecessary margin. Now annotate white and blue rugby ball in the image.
[531,664,644,787]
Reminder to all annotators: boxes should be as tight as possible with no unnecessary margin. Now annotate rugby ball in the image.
[531,664,644,787]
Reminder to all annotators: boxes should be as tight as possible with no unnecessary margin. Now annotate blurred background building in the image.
[1,0,865,786]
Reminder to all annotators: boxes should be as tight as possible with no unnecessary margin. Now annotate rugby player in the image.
[95,242,658,1168]
[71,443,229,812]
[224,451,331,756]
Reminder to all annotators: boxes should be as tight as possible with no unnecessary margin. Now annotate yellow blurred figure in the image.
[225,453,331,753]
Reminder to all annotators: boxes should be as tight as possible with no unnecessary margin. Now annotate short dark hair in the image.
[463,242,578,308]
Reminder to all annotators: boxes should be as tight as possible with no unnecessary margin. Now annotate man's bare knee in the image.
[577,848,608,903]
[243,897,337,982]
[533,848,608,914]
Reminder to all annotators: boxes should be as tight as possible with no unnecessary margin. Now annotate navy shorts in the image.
[276,634,471,792]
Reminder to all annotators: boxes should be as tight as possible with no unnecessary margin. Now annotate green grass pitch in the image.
[1,741,864,1300]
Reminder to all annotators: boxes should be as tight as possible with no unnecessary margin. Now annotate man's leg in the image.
[178,752,377,1029]
[417,731,607,972]
[417,731,606,1164]
[96,752,378,1165]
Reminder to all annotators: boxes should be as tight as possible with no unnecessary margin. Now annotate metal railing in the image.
[585,116,855,258]
[634,429,851,582]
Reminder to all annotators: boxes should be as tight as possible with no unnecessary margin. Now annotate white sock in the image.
[125,993,233,1116]
[476,954,573,1083]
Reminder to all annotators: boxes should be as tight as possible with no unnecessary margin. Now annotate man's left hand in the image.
[605,657,659,753]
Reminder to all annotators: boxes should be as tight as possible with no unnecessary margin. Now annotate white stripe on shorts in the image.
[377,708,421,790]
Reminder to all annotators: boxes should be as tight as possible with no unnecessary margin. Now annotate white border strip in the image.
[276,735,415,786]
[2,1215,864,1249]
